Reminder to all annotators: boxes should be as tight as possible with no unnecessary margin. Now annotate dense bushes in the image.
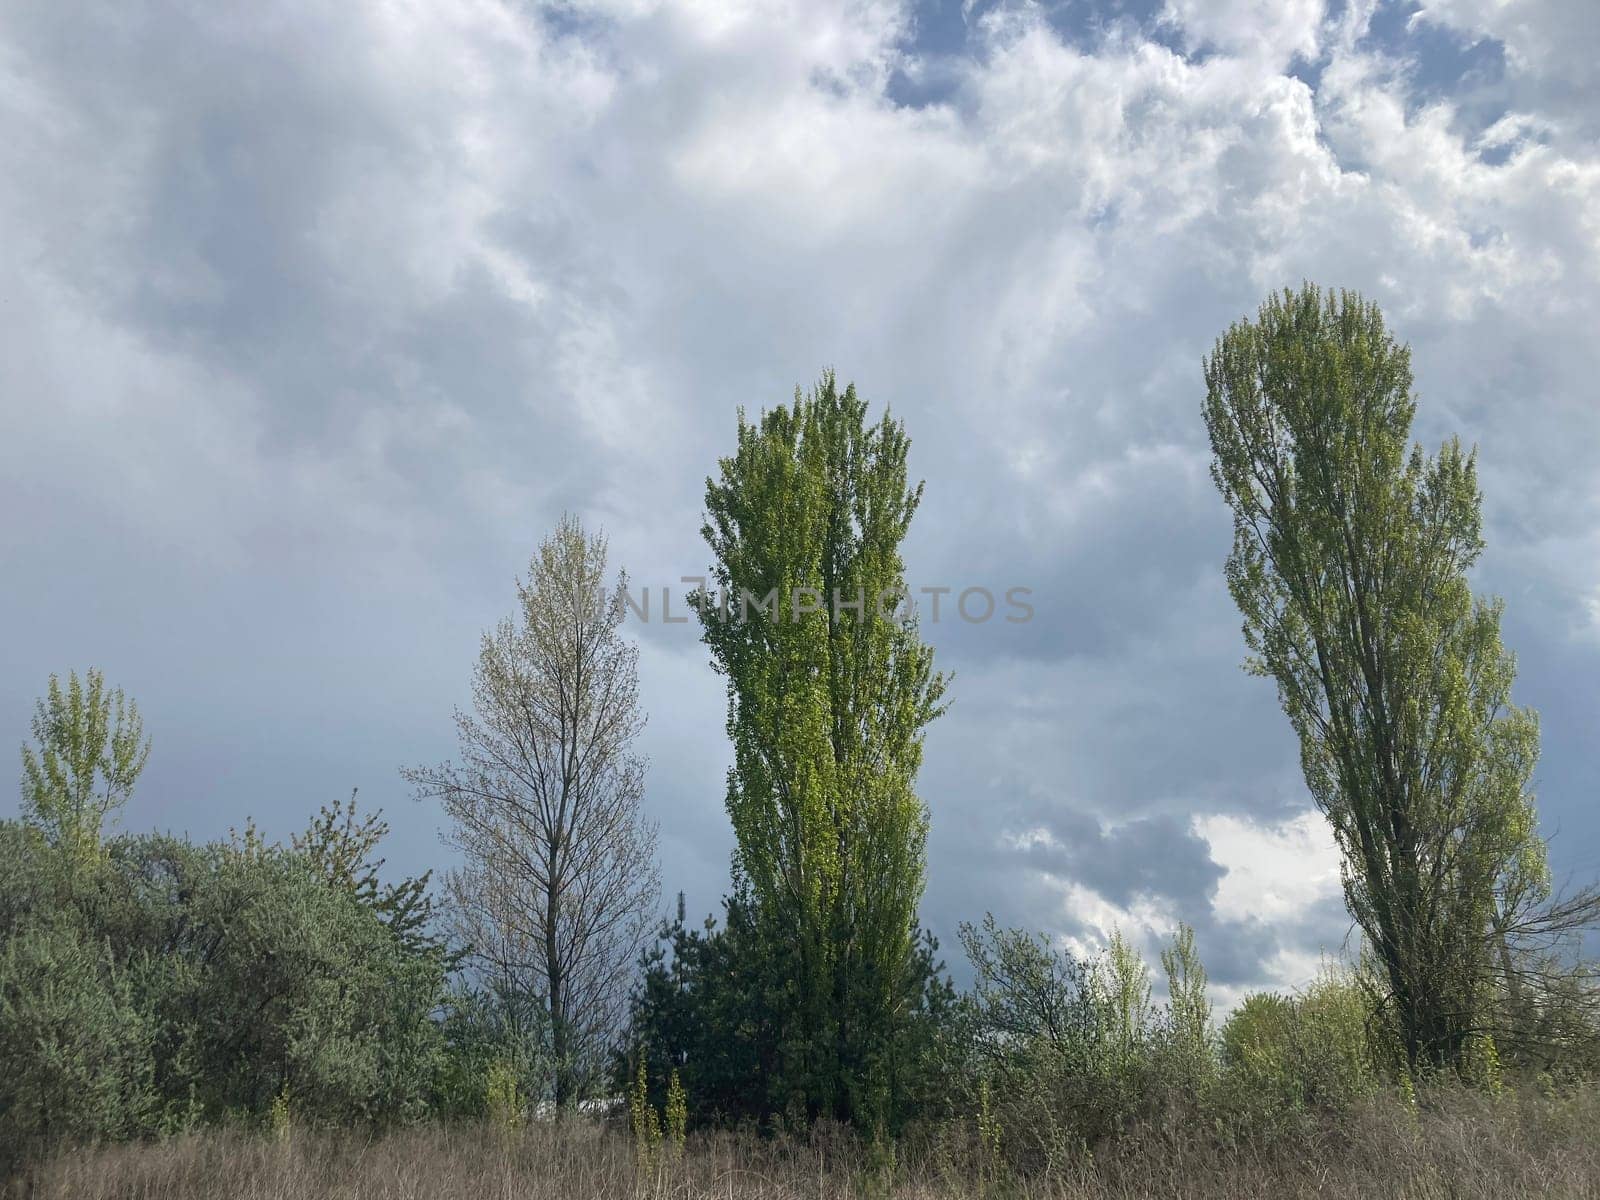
[939,918,1231,1170]
[432,979,552,1122]
[0,919,153,1164]
[1220,968,1381,1126]
[622,901,1600,1184]
[8,802,1599,1183]
[627,902,1236,1160]
[0,819,451,1171]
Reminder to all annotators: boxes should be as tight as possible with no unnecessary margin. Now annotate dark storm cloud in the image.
[1009,809,1224,913]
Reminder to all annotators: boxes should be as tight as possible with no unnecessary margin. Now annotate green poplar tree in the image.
[698,371,948,1123]
[20,669,149,862]
[1202,284,1547,1072]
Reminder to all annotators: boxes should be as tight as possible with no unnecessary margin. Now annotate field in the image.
[10,1087,1600,1200]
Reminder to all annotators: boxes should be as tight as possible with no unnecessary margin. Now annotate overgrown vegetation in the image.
[12,1087,1600,1199]
[5,290,1600,1195]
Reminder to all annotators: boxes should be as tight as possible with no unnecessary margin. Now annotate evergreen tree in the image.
[294,790,441,956]
[625,891,957,1131]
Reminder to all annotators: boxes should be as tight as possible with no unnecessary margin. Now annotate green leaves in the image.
[698,371,947,1123]
[0,919,154,1169]
[1203,284,1545,1072]
[0,812,450,1166]
[19,669,150,862]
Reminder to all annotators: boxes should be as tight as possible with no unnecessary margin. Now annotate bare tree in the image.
[406,515,658,1108]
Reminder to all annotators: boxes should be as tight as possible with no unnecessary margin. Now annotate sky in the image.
[2,0,1598,1007]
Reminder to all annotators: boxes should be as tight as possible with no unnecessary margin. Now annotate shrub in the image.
[484,1061,523,1134]
[433,980,549,1120]
[0,921,154,1171]
[0,818,449,1158]
[1219,965,1379,1133]
[664,1071,687,1157]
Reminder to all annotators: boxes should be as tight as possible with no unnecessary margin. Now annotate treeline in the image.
[4,284,1600,1180]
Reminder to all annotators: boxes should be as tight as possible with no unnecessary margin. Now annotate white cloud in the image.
[1195,810,1343,927]
[1160,0,1325,67]
[1052,881,1179,962]
[1414,0,1600,113]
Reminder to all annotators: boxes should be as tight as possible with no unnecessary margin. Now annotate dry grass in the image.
[9,1088,1600,1200]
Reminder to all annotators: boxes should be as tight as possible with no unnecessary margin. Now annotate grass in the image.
[8,1087,1600,1199]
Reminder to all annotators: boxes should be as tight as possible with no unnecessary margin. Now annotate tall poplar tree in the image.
[698,372,948,1123]
[1202,285,1548,1072]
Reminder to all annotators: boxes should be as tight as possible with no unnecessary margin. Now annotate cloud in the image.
[1196,810,1342,928]
[2,0,1598,997]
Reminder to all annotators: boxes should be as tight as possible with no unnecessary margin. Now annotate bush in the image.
[111,835,444,1126]
[1219,966,1379,1133]
[432,978,551,1120]
[0,817,449,1163]
[0,921,153,1171]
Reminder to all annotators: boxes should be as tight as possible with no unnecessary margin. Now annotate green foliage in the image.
[865,1124,898,1197]
[0,920,154,1170]
[698,372,948,1124]
[293,790,441,957]
[1162,925,1211,1054]
[629,1056,662,1169]
[19,669,150,863]
[951,921,1300,1168]
[1468,1031,1504,1099]
[664,1070,687,1158]
[975,1078,1003,1191]
[267,1088,293,1142]
[0,813,448,1166]
[484,1060,523,1134]
[1203,284,1547,1072]
[1092,929,1153,1075]
[432,979,549,1120]
[623,891,958,1132]
[1156,924,1215,1091]
[952,922,1165,1167]
[1219,966,1380,1129]
[959,914,1098,1071]
[622,892,776,1126]
[115,835,444,1126]
[1497,957,1600,1079]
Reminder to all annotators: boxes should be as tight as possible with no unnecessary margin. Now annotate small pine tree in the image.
[866,1124,898,1198]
